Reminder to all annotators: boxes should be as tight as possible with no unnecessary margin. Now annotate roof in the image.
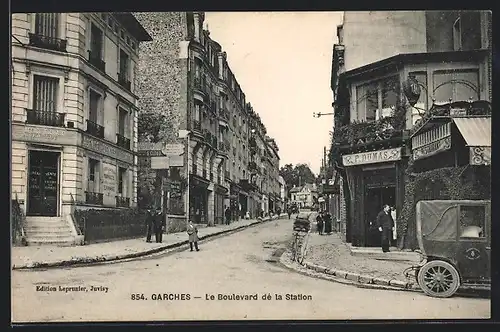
[114,13,153,42]
[290,183,318,193]
[340,49,489,81]
[452,117,491,147]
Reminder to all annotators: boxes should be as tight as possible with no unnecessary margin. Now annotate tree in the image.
[279,163,317,197]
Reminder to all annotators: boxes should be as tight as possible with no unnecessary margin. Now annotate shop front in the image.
[229,182,240,221]
[214,184,227,224]
[189,175,210,224]
[342,147,406,247]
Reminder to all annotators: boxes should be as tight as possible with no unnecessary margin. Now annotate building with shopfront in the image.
[289,184,318,209]
[329,10,491,248]
[135,12,280,227]
[11,12,151,245]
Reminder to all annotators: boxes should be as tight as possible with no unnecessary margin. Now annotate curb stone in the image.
[279,248,423,294]
[13,218,274,270]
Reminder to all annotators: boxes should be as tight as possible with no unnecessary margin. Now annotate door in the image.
[27,150,60,216]
[365,187,382,247]
[456,204,490,283]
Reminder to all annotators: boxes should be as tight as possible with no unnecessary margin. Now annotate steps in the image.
[24,216,78,246]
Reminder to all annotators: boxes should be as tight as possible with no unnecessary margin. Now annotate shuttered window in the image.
[118,108,128,136]
[90,24,103,59]
[119,49,129,79]
[33,75,58,112]
[35,13,59,38]
[89,90,101,123]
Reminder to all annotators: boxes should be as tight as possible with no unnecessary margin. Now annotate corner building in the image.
[11,13,151,245]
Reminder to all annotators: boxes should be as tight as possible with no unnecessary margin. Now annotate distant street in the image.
[12,219,490,322]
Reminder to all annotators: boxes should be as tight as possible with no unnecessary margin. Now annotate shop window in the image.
[118,167,127,196]
[433,70,479,103]
[460,205,486,238]
[87,159,100,192]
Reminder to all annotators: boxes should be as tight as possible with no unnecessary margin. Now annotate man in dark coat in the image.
[154,209,163,243]
[224,206,231,225]
[375,204,395,252]
[316,212,324,235]
[146,207,155,243]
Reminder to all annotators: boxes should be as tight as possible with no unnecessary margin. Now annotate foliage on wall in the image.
[398,157,491,249]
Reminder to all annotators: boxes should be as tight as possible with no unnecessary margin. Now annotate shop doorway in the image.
[27,150,60,216]
[365,186,396,247]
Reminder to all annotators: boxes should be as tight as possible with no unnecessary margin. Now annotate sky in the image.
[204,12,344,176]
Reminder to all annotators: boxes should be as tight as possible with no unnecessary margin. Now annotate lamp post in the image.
[178,129,191,225]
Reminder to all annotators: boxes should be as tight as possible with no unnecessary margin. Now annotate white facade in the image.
[11,13,151,220]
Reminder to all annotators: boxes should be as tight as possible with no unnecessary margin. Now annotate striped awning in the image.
[452,117,491,147]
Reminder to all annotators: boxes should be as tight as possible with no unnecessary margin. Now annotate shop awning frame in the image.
[452,117,491,147]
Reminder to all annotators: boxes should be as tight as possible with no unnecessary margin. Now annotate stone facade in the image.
[11,12,151,244]
[134,12,281,225]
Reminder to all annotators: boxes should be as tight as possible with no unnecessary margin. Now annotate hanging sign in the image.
[403,75,421,107]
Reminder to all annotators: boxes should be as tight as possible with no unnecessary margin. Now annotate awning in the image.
[452,117,491,147]
[452,117,491,166]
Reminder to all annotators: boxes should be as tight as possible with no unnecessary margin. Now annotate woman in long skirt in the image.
[316,212,324,235]
[324,212,332,235]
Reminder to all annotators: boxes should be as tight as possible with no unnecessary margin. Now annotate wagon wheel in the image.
[417,260,460,298]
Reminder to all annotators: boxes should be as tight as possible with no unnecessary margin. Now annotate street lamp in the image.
[313,112,335,118]
[178,129,191,225]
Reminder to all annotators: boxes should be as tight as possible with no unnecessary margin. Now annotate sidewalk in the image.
[280,230,423,291]
[12,215,283,270]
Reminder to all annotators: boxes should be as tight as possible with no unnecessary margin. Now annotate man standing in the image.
[224,206,231,225]
[146,206,155,243]
[153,208,163,243]
[375,204,394,252]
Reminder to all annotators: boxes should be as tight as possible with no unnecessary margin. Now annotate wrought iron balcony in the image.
[116,133,131,150]
[118,72,131,91]
[25,109,65,127]
[116,196,130,208]
[86,120,105,139]
[85,191,103,205]
[192,119,202,132]
[28,33,67,52]
[88,50,106,72]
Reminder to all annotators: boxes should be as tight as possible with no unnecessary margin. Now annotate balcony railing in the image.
[26,109,65,127]
[88,50,106,72]
[85,191,103,205]
[28,33,67,52]
[192,119,202,132]
[116,196,130,208]
[118,72,131,91]
[116,133,131,150]
[86,120,105,139]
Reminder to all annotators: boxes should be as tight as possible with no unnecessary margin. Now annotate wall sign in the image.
[82,134,133,164]
[342,147,402,166]
[12,124,77,145]
[413,136,451,161]
[102,163,117,197]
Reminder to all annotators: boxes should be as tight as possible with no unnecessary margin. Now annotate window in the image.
[119,49,129,79]
[460,205,486,238]
[89,90,101,123]
[356,76,400,122]
[453,12,481,51]
[88,158,100,192]
[33,75,58,112]
[35,13,59,38]
[194,103,201,121]
[118,108,128,136]
[90,23,103,59]
[433,70,479,103]
[118,167,127,195]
